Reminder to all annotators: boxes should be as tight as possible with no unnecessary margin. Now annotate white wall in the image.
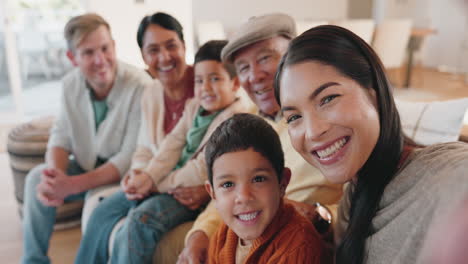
[193,0,348,37]
[423,0,468,71]
[373,0,468,70]
[348,0,373,19]
[86,0,194,67]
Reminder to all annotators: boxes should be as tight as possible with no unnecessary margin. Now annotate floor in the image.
[1,66,468,263]
[0,154,82,264]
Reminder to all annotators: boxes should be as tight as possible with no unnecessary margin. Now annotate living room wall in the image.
[85,0,194,67]
[193,0,348,36]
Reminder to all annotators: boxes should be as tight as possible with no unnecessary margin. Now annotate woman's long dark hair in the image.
[274,25,405,264]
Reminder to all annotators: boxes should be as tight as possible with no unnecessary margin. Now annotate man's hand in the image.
[169,185,210,210]
[36,168,76,206]
[121,169,155,200]
[177,231,209,264]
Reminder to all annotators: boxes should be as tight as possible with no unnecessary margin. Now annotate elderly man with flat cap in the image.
[177,13,343,264]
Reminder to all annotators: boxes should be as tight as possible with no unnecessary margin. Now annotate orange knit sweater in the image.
[208,201,324,264]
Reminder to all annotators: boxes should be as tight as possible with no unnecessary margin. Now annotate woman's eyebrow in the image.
[281,82,340,113]
[309,82,340,100]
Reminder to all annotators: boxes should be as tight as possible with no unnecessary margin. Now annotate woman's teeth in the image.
[316,138,347,159]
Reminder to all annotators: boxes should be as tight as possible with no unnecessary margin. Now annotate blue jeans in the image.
[75,191,197,264]
[21,161,86,264]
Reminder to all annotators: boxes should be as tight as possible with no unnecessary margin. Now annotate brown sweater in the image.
[208,202,324,264]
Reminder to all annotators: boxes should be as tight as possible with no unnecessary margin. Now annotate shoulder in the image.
[61,68,84,92]
[141,79,164,102]
[117,60,152,89]
[401,142,468,210]
[406,142,468,176]
[275,204,324,251]
[184,98,202,117]
[274,208,324,263]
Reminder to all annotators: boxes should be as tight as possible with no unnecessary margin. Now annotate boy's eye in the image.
[221,181,234,189]
[320,94,339,106]
[286,114,301,124]
[253,175,266,183]
[210,76,221,82]
[195,79,203,84]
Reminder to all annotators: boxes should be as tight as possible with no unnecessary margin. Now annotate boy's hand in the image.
[177,231,209,264]
[170,185,210,210]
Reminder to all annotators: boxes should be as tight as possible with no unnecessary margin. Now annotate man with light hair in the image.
[21,13,147,264]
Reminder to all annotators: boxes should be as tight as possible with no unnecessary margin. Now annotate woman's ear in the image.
[205,180,216,200]
[280,167,291,196]
[367,88,378,109]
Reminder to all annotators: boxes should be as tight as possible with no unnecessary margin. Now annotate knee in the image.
[126,207,147,225]
[24,164,47,199]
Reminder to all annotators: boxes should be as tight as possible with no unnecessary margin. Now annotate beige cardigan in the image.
[135,95,251,193]
[131,80,168,170]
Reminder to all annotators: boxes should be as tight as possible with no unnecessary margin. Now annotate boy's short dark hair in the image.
[205,113,284,185]
[194,40,236,78]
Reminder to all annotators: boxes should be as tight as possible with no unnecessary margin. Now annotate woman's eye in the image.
[167,44,177,50]
[286,114,301,124]
[253,176,266,183]
[320,95,339,106]
[221,181,234,189]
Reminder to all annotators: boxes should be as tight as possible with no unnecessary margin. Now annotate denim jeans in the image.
[75,190,198,264]
[21,161,86,264]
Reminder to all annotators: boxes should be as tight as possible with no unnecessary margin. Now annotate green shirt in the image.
[175,107,220,170]
[90,89,109,131]
[90,89,109,167]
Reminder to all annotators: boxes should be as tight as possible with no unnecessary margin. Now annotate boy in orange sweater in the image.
[204,113,325,264]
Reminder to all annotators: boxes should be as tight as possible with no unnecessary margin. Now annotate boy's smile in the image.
[207,148,290,245]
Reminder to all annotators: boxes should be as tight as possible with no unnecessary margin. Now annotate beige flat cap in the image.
[221,13,297,63]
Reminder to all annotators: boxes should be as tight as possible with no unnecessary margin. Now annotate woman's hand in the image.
[122,170,155,200]
[169,185,210,210]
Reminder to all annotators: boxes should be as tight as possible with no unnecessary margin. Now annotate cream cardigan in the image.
[130,79,168,170]
[47,61,147,176]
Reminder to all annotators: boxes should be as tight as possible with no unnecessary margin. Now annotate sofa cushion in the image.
[395,98,468,145]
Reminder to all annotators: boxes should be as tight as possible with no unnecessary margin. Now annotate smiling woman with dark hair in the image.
[75,12,212,264]
[275,25,468,264]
